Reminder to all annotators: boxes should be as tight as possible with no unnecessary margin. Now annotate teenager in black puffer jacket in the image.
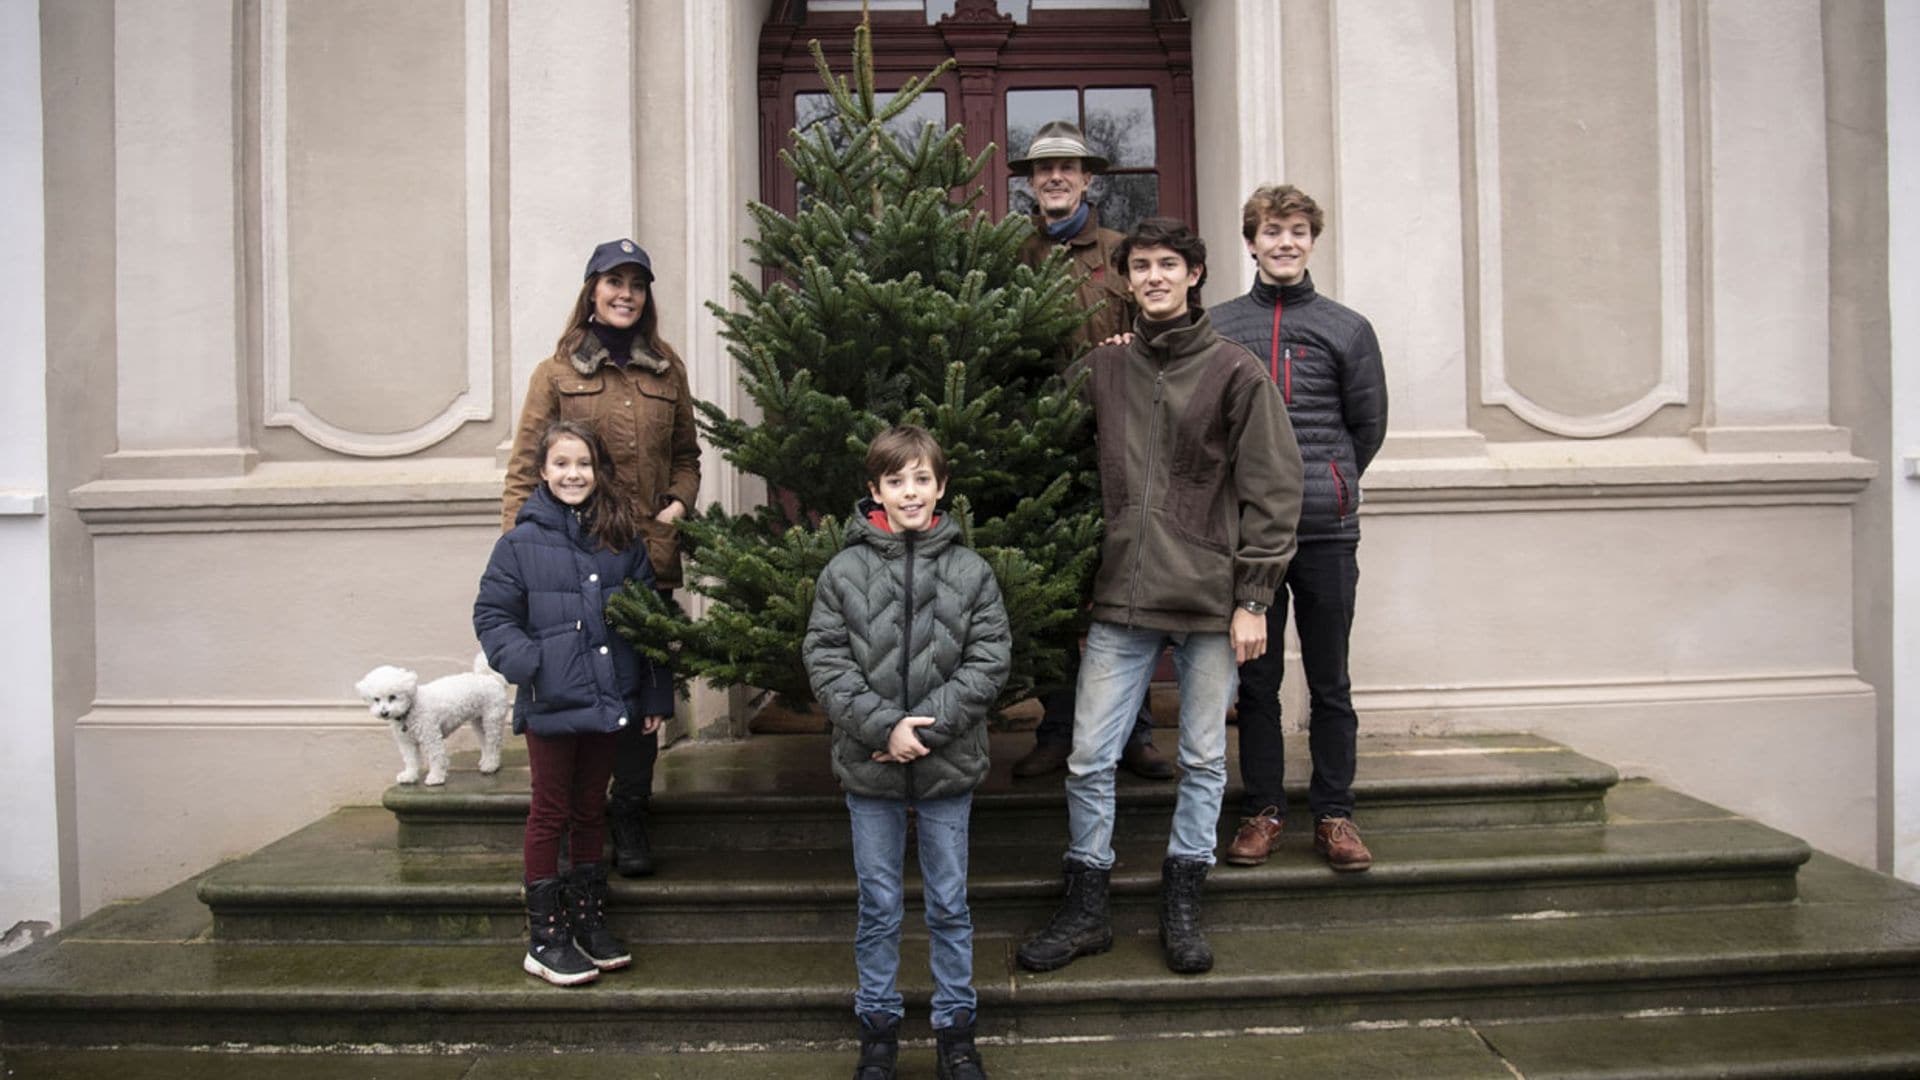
[1210,184,1389,874]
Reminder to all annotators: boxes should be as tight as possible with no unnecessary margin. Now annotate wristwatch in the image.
[1238,600,1269,615]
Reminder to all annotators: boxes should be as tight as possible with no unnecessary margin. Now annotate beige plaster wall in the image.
[50,0,1891,910]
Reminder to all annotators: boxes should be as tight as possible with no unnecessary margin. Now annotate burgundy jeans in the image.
[523,729,619,882]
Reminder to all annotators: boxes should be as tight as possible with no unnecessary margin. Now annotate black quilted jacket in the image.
[803,501,1011,801]
[1211,273,1389,544]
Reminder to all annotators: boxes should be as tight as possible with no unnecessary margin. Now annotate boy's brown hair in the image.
[865,425,949,486]
[1241,184,1325,240]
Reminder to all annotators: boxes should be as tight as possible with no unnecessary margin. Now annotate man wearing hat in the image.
[1007,120,1173,782]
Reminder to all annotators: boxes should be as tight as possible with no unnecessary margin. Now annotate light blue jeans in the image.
[846,791,976,1028]
[1066,620,1237,869]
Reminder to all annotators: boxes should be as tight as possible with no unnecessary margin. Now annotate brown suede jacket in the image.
[501,336,701,587]
[1080,310,1304,633]
[1017,206,1135,350]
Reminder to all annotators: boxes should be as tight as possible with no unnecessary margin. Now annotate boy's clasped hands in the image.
[871,715,936,763]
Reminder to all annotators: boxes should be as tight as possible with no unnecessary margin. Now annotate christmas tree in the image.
[609,22,1102,715]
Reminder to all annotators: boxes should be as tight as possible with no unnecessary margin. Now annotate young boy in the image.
[803,425,1011,1080]
[1017,217,1302,976]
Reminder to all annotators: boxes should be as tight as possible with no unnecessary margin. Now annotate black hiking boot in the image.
[1159,856,1214,974]
[1015,858,1113,972]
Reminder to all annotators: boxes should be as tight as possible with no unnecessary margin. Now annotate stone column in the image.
[107,0,252,479]
[1329,0,1484,459]
[1,0,60,943]
[504,0,636,434]
[1191,0,1284,299]
[1889,0,1920,883]
[1693,0,1846,453]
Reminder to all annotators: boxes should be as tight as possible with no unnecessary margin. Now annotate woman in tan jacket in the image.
[501,238,701,877]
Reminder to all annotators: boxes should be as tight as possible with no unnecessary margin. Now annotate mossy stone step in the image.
[388,731,1616,850]
[10,1006,1917,1079]
[198,782,1807,944]
[25,1006,1916,1080]
[7,856,1916,1051]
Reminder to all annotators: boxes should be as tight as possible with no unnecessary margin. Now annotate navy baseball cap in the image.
[584,239,654,282]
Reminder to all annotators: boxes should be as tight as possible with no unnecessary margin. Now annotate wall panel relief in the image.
[1472,0,1687,438]
[261,0,494,456]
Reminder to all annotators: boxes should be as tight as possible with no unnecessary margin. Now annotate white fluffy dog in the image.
[356,653,508,786]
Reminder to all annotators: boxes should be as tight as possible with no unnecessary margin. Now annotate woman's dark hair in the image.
[553,272,682,368]
[539,420,643,552]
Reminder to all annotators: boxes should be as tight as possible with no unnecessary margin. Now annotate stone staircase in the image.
[3,729,1919,1077]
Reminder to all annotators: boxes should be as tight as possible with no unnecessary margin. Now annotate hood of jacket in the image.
[844,497,961,561]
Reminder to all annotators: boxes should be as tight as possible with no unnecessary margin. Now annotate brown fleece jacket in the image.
[1080,309,1303,633]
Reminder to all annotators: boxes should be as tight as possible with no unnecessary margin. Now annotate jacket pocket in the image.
[531,623,592,710]
[555,375,606,422]
[1330,461,1350,519]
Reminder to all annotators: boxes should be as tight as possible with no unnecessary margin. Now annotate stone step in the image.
[5,854,1915,1051]
[198,781,1808,944]
[388,730,1617,850]
[8,1003,1919,1078]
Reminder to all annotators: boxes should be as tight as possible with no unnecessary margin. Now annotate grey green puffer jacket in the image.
[803,501,1011,801]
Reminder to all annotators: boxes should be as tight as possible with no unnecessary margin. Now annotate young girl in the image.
[474,420,673,986]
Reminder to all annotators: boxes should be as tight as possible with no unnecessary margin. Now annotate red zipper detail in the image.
[1267,300,1293,404]
[1331,461,1348,517]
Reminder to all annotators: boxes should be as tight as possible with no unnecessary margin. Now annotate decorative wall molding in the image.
[0,490,50,516]
[258,0,495,457]
[1472,0,1688,438]
[64,437,1873,534]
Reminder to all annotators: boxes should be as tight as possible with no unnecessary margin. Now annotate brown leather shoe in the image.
[1314,816,1372,872]
[1012,740,1071,778]
[1223,808,1283,866]
[1121,739,1176,780]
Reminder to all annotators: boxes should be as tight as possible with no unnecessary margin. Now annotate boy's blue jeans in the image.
[1067,620,1237,870]
[846,791,976,1028]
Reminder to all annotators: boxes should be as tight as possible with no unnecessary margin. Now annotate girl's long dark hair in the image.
[539,420,643,552]
[553,273,682,368]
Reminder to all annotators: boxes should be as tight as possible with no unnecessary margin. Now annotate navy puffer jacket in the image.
[1212,272,1389,544]
[473,484,673,736]
[804,501,1011,801]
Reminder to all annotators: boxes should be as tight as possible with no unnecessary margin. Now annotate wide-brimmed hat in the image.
[583,238,654,282]
[1007,120,1109,174]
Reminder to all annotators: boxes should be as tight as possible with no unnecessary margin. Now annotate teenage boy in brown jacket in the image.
[1018,218,1304,977]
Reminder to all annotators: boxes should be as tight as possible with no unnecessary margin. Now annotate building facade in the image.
[4,0,1916,937]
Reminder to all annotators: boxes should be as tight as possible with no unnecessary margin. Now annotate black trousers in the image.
[1235,541,1360,820]
[609,723,659,803]
[610,586,668,803]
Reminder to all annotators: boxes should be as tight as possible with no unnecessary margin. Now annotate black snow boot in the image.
[522,877,599,986]
[1159,855,1214,974]
[607,792,655,878]
[563,863,631,971]
[934,1007,988,1080]
[852,1011,900,1080]
[1015,858,1113,972]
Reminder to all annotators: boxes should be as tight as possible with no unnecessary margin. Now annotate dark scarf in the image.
[1044,201,1090,241]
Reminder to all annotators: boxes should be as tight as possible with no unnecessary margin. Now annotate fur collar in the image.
[568,335,670,377]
